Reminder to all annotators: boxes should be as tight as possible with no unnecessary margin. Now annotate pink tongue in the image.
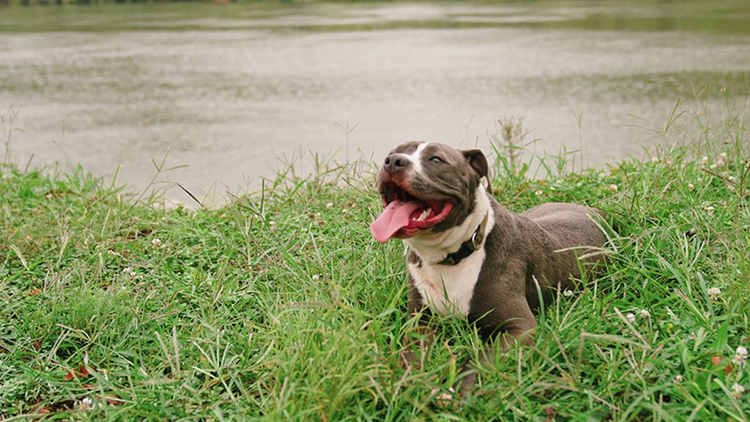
[370,201,422,243]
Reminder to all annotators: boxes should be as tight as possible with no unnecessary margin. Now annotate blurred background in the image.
[1,0,748,205]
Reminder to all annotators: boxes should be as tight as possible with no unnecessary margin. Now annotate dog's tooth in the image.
[414,208,431,222]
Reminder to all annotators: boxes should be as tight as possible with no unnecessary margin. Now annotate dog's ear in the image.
[462,149,492,194]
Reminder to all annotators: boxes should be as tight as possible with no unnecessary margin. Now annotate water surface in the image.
[1,1,748,204]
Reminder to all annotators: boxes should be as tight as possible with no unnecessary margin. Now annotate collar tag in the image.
[438,213,489,266]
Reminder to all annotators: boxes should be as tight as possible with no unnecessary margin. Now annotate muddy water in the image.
[1,2,748,205]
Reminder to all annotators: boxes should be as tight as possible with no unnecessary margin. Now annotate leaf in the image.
[106,396,126,405]
[27,288,41,296]
[711,356,722,366]
[65,365,93,381]
[724,363,734,376]
[543,406,557,422]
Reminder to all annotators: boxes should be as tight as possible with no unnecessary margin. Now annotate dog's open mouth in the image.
[370,183,454,243]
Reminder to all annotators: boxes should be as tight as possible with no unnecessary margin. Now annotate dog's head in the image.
[370,141,491,243]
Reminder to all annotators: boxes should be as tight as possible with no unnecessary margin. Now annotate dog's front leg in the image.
[450,284,538,401]
[399,277,433,371]
[453,329,535,397]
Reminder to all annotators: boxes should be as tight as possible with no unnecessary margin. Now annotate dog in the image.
[370,141,607,400]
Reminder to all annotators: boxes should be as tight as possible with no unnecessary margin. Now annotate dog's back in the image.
[517,202,607,299]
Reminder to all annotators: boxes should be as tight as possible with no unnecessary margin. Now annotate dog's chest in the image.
[408,250,486,317]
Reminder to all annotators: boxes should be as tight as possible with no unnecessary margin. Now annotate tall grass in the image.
[1,102,748,420]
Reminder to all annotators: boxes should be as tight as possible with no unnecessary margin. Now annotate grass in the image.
[1,104,749,421]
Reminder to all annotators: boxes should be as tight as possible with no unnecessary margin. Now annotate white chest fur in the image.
[408,248,486,316]
[405,184,495,317]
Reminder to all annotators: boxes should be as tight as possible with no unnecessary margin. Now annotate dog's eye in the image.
[429,156,444,164]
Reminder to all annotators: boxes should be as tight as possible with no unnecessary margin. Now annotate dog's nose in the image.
[383,153,409,172]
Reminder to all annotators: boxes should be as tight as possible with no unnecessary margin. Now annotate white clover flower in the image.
[733,346,748,366]
[269,221,276,226]
[673,374,684,383]
[701,156,709,166]
[312,274,320,281]
[731,383,745,399]
[707,287,722,300]
[563,289,574,297]
[640,309,651,319]
[626,313,636,323]
[151,238,162,248]
[606,184,618,192]
[342,209,349,214]
[535,190,543,196]
[78,397,94,411]
[326,202,333,209]
[688,183,695,191]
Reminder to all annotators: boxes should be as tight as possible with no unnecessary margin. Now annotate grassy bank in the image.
[1,111,749,420]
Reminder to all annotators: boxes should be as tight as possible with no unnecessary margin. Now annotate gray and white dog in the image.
[370,141,607,399]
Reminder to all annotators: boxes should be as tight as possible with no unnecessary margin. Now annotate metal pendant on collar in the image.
[438,213,489,266]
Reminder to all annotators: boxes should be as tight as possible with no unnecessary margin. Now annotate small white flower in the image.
[151,238,162,248]
[269,221,276,226]
[704,205,715,214]
[605,184,618,192]
[710,164,718,169]
[707,287,722,300]
[673,374,684,383]
[728,176,736,182]
[312,274,320,281]
[626,313,636,323]
[535,190,543,196]
[326,202,333,209]
[688,183,695,191]
[342,209,348,214]
[563,289,574,297]
[652,157,659,163]
[688,332,696,340]
[730,383,745,399]
[640,309,651,319]
[733,346,748,366]
[78,397,94,411]
[123,267,137,277]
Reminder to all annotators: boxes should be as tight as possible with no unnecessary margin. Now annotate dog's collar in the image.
[438,213,489,266]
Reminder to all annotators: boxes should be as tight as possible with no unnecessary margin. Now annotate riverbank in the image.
[1,120,749,419]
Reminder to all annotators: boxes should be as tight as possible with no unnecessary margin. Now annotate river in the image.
[1,1,748,205]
